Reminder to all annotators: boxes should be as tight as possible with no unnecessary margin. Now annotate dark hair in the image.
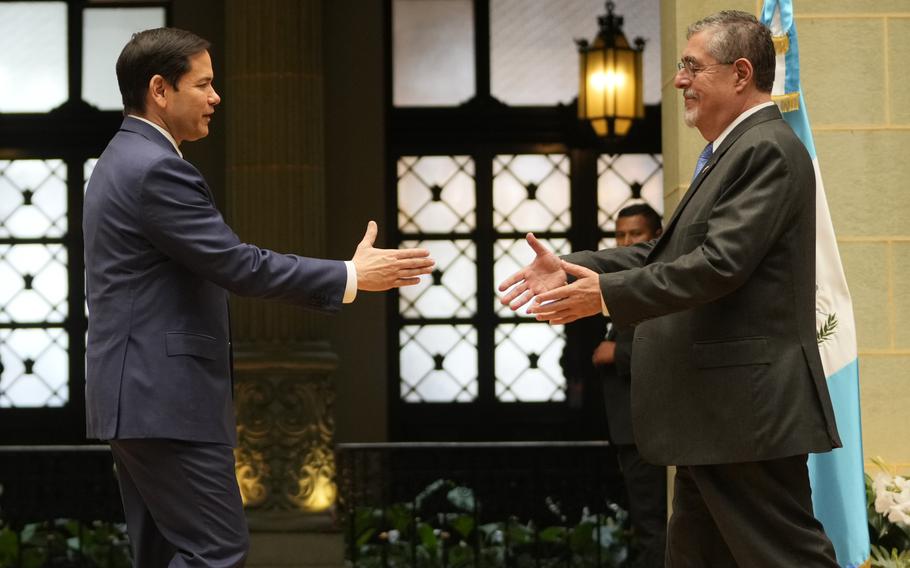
[116,27,210,114]
[687,11,775,93]
[617,203,662,233]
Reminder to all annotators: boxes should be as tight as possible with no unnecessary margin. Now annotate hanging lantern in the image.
[576,1,645,137]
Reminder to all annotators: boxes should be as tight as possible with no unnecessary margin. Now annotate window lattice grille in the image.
[398,156,475,234]
[596,153,664,232]
[0,327,68,408]
[397,154,575,404]
[399,239,477,319]
[0,159,68,238]
[400,324,478,402]
[0,244,68,324]
[0,159,74,408]
[493,154,570,233]
[494,323,565,402]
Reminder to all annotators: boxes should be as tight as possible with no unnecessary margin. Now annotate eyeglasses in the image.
[676,60,733,78]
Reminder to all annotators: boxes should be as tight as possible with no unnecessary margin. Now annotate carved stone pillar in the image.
[233,346,338,529]
[223,0,340,553]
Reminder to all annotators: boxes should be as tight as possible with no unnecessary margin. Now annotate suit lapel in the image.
[647,106,783,261]
[119,117,218,204]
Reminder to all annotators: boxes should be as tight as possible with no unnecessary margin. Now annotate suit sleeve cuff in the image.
[343,260,358,304]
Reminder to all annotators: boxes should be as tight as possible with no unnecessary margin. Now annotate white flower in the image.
[873,473,895,515]
[886,503,910,528]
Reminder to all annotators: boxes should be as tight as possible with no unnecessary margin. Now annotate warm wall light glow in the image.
[589,70,626,92]
[295,472,337,512]
[235,448,267,507]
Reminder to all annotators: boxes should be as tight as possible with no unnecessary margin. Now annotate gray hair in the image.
[687,11,775,92]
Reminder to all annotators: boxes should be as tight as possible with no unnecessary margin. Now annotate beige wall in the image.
[661,0,910,473]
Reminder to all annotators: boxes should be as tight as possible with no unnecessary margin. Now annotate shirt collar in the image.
[128,114,183,158]
[712,101,776,152]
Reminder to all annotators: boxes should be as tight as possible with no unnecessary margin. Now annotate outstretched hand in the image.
[498,233,567,311]
[526,260,603,325]
[352,221,435,291]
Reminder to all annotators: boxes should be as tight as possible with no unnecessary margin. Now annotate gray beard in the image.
[684,107,697,128]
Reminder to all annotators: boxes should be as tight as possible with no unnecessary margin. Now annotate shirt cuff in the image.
[343,260,358,304]
[600,293,610,316]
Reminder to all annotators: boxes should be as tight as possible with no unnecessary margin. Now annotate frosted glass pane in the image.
[0,2,68,112]
[0,244,69,324]
[83,8,167,110]
[400,324,477,402]
[597,153,663,230]
[0,159,68,238]
[0,328,69,407]
[495,323,565,402]
[493,154,570,233]
[490,0,660,105]
[400,239,476,318]
[398,156,475,233]
[393,0,475,106]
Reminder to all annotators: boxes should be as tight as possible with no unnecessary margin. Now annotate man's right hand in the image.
[591,340,616,366]
[498,233,567,311]
[352,221,435,291]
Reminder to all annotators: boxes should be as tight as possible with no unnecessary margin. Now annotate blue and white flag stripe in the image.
[760,2,870,567]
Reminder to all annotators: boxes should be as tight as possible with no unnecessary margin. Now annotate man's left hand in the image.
[526,261,603,325]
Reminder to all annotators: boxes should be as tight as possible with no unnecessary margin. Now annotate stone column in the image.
[224,0,342,565]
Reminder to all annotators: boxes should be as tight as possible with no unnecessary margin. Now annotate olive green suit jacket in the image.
[565,106,841,466]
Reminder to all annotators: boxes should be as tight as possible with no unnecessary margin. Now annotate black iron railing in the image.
[336,442,630,568]
[0,445,129,567]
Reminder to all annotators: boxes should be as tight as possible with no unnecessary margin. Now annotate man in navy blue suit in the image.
[84,28,434,567]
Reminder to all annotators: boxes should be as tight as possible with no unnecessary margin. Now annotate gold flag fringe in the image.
[772,34,790,54]
[773,92,800,113]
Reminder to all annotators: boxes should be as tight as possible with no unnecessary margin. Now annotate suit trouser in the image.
[110,439,249,568]
[615,445,667,568]
[666,454,838,568]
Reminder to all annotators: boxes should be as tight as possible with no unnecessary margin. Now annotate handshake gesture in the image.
[350,226,603,324]
[498,233,604,325]
[351,221,435,291]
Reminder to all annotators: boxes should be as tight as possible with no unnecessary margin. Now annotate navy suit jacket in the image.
[84,117,347,445]
[565,107,841,466]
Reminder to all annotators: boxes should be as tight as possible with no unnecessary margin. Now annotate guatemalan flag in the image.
[760,1,870,566]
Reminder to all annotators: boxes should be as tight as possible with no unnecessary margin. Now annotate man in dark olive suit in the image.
[500,11,840,567]
[84,28,434,568]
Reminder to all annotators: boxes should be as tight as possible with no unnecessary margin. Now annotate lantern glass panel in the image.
[614,49,637,117]
[584,49,607,119]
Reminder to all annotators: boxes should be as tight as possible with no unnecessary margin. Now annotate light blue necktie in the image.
[691,142,714,182]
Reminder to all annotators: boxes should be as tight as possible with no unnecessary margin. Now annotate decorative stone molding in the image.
[233,343,338,531]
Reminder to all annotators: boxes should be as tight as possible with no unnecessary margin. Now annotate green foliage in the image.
[0,520,131,568]
[346,479,630,568]
[871,545,910,568]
